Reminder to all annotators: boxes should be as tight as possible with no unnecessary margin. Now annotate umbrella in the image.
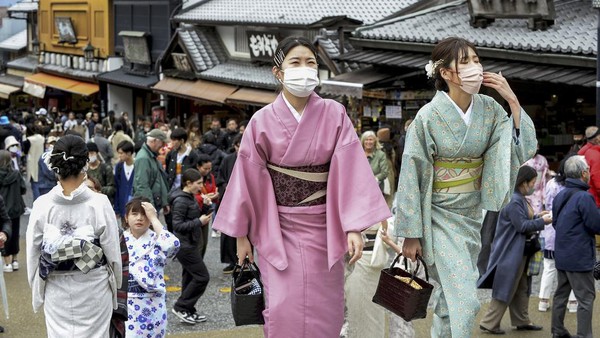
[0,268,8,319]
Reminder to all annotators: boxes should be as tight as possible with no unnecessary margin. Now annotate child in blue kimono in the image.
[124,197,179,338]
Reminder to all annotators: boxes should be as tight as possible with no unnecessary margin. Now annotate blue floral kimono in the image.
[395,92,537,337]
[125,229,179,338]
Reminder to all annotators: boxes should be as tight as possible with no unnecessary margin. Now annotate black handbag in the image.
[230,259,265,326]
[523,232,541,257]
[372,253,434,322]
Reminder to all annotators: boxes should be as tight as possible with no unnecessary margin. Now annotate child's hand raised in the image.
[141,202,159,222]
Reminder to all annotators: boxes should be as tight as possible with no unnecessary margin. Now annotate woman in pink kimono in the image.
[213,36,391,338]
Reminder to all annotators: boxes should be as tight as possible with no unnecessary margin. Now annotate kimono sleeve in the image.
[326,116,391,233]
[26,199,45,287]
[98,196,122,290]
[394,113,436,239]
[155,231,180,260]
[324,113,391,269]
[481,99,537,211]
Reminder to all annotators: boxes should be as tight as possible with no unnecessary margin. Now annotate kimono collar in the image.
[281,92,303,122]
[125,229,155,262]
[441,91,473,126]
[51,180,92,204]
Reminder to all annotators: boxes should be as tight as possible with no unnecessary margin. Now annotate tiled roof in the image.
[175,0,419,26]
[7,0,37,13]
[199,61,279,90]
[178,26,228,72]
[335,49,596,87]
[96,68,159,90]
[0,30,26,52]
[315,34,360,73]
[356,0,596,56]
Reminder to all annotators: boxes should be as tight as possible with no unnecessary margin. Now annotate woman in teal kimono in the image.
[396,37,537,337]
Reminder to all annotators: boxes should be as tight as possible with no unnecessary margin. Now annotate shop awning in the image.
[320,67,395,99]
[24,73,99,97]
[226,88,278,106]
[152,77,238,104]
[0,83,20,99]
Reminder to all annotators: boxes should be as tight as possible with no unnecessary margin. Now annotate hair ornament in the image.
[41,151,75,174]
[425,59,444,79]
[273,49,286,68]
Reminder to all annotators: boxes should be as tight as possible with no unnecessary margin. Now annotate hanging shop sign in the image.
[247,31,281,62]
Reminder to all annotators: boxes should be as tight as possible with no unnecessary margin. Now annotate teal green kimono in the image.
[395,92,536,337]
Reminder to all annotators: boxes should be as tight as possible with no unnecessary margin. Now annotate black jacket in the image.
[0,195,12,240]
[216,152,237,196]
[165,146,200,190]
[0,168,26,218]
[197,143,225,177]
[168,189,210,248]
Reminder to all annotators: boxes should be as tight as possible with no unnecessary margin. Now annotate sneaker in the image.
[223,264,235,274]
[211,230,221,238]
[191,312,207,323]
[23,207,32,216]
[3,264,12,273]
[538,300,549,312]
[11,261,18,271]
[567,300,578,313]
[171,308,196,324]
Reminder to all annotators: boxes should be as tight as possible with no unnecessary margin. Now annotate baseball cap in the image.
[36,108,48,116]
[146,129,167,142]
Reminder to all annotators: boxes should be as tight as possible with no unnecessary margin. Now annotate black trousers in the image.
[1,218,20,257]
[174,246,210,314]
[220,234,237,265]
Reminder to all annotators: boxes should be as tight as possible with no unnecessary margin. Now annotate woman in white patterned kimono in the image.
[124,197,179,338]
[26,134,122,337]
[396,37,537,337]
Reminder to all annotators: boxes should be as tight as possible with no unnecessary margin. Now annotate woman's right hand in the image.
[541,213,552,224]
[402,238,422,262]
[237,236,254,265]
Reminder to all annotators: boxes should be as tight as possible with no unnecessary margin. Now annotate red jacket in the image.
[579,143,600,207]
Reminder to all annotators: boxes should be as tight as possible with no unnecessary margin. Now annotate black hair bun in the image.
[49,134,89,179]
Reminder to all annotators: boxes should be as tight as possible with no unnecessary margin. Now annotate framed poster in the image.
[55,17,77,44]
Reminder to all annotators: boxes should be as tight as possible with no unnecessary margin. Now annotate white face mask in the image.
[89,155,97,163]
[8,146,18,154]
[281,67,319,98]
[458,64,483,95]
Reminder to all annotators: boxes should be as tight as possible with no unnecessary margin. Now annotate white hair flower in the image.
[425,59,444,79]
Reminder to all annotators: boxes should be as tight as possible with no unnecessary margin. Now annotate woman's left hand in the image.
[141,202,159,222]
[483,72,517,104]
[347,232,364,265]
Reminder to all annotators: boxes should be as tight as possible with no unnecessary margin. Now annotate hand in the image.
[538,211,550,217]
[542,214,553,224]
[199,214,212,225]
[402,238,422,262]
[237,236,254,265]
[482,72,517,105]
[141,202,159,222]
[0,232,6,246]
[379,228,394,247]
[347,232,364,265]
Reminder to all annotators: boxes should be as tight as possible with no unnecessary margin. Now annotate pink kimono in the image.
[213,92,390,337]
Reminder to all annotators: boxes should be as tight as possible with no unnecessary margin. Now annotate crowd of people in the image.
[0,35,597,338]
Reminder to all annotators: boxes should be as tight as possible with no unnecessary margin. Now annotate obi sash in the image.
[432,157,483,193]
[266,162,329,207]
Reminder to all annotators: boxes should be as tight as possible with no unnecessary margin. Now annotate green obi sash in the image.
[433,157,483,193]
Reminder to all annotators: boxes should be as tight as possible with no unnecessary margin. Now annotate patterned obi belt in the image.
[39,238,106,280]
[432,157,483,193]
[266,162,329,207]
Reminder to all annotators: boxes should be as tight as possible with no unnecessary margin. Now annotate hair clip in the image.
[425,59,444,79]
